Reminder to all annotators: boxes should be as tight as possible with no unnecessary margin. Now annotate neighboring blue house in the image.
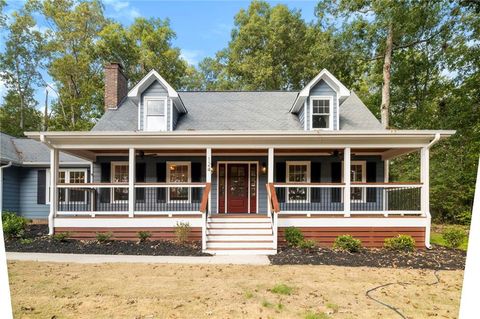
[22,64,453,254]
[0,132,90,220]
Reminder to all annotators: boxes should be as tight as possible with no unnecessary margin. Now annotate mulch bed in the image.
[269,246,466,270]
[5,225,208,257]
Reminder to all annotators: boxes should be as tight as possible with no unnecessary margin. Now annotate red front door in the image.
[227,164,249,213]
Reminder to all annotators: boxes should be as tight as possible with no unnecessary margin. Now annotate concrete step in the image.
[207,228,273,235]
[207,234,274,241]
[207,222,272,229]
[206,241,274,249]
[205,248,277,255]
[208,217,271,223]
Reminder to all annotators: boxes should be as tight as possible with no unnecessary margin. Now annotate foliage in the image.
[305,311,330,319]
[175,222,191,243]
[384,235,416,251]
[95,232,112,243]
[2,212,28,239]
[299,239,316,250]
[19,238,33,245]
[137,231,151,242]
[53,232,70,242]
[284,227,304,247]
[442,226,467,249]
[333,235,362,252]
[271,283,294,295]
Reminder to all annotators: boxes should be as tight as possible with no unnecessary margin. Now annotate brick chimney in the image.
[104,62,128,110]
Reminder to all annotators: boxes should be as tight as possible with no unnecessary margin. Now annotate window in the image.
[111,162,129,202]
[286,161,310,202]
[311,97,332,129]
[350,161,366,201]
[57,169,87,203]
[144,98,167,131]
[167,162,191,202]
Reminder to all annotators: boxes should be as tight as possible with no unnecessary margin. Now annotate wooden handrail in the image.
[267,183,280,213]
[199,182,211,213]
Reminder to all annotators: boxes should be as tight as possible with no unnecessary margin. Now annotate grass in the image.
[271,283,294,295]
[8,261,463,318]
[431,224,469,250]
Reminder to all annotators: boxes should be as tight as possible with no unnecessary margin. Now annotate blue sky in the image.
[0,0,319,107]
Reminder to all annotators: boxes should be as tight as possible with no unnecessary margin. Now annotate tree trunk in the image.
[381,24,393,129]
[43,88,49,131]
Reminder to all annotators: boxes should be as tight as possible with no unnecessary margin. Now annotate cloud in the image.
[103,0,141,22]
[0,79,6,101]
[180,49,204,66]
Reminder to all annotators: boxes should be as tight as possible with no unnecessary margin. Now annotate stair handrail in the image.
[199,182,211,213]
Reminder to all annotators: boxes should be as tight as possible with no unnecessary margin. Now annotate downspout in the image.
[0,161,13,214]
[40,134,55,235]
[425,133,441,249]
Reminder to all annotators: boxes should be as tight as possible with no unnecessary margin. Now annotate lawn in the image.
[431,224,469,251]
[8,261,464,319]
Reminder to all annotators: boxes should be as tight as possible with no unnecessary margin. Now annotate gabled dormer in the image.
[127,70,187,132]
[291,69,350,131]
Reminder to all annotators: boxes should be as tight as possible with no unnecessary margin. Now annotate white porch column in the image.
[267,147,274,216]
[206,147,212,213]
[128,148,136,218]
[49,148,59,235]
[420,147,429,217]
[343,147,351,217]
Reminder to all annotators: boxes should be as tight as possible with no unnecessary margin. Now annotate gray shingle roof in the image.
[1,132,88,165]
[91,90,383,132]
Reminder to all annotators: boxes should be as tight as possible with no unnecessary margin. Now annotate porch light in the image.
[261,163,267,174]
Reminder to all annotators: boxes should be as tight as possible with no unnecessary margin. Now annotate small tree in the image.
[175,222,191,243]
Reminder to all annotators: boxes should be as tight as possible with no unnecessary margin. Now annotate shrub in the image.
[96,232,112,243]
[53,232,71,242]
[333,235,362,253]
[2,212,27,239]
[175,222,191,243]
[442,226,467,248]
[384,235,416,251]
[137,231,151,242]
[299,239,316,250]
[284,227,304,247]
[271,283,294,295]
[20,238,33,245]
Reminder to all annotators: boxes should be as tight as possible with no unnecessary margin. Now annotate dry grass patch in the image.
[8,261,463,318]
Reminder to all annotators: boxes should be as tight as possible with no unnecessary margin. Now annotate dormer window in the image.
[144,97,167,131]
[311,96,332,129]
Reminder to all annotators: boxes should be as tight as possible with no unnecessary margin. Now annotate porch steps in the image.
[204,216,276,255]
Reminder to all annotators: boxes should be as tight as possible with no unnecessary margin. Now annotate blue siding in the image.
[172,101,180,129]
[18,168,50,219]
[139,80,169,131]
[298,102,305,129]
[310,79,338,130]
[2,166,20,212]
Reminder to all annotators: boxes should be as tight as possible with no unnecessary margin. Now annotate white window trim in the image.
[166,161,191,203]
[55,168,88,204]
[310,95,334,130]
[341,160,367,202]
[143,96,168,132]
[111,161,129,203]
[286,161,311,203]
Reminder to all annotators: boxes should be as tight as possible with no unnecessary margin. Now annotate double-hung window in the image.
[111,162,129,202]
[167,162,191,202]
[145,98,167,131]
[311,97,332,129]
[56,169,87,203]
[286,161,310,202]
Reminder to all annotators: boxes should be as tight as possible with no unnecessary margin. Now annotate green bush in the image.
[53,232,71,242]
[284,227,304,247]
[333,235,362,252]
[138,231,151,242]
[96,232,112,243]
[384,235,416,251]
[175,222,191,243]
[2,212,27,239]
[442,226,467,248]
[299,239,316,250]
[20,238,33,245]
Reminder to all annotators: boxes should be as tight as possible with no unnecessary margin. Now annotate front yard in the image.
[8,261,463,319]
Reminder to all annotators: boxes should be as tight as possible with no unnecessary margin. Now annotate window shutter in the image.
[366,162,377,202]
[275,162,286,202]
[136,163,146,202]
[100,163,111,203]
[191,162,202,202]
[156,162,166,202]
[331,162,342,202]
[37,170,46,204]
[311,162,322,202]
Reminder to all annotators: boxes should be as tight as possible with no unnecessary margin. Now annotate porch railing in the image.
[272,182,423,216]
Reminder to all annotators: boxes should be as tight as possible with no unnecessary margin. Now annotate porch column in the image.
[128,148,136,218]
[420,147,429,217]
[49,148,59,235]
[268,147,274,216]
[343,147,351,217]
[206,147,212,213]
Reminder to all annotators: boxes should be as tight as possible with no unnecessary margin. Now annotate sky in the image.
[0,0,319,108]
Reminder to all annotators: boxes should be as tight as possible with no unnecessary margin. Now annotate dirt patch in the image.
[8,261,463,319]
[5,225,207,256]
[269,246,466,270]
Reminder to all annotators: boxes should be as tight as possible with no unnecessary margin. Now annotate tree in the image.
[0,0,47,133]
[0,90,43,136]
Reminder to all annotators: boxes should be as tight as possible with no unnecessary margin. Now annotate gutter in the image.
[427,132,441,149]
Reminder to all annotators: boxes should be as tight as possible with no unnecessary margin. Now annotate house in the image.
[0,132,90,221]
[24,63,454,254]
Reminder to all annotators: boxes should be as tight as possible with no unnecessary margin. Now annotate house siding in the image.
[2,166,20,213]
[172,101,180,129]
[139,80,169,131]
[18,167,50,219]
[310,79,338,130]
